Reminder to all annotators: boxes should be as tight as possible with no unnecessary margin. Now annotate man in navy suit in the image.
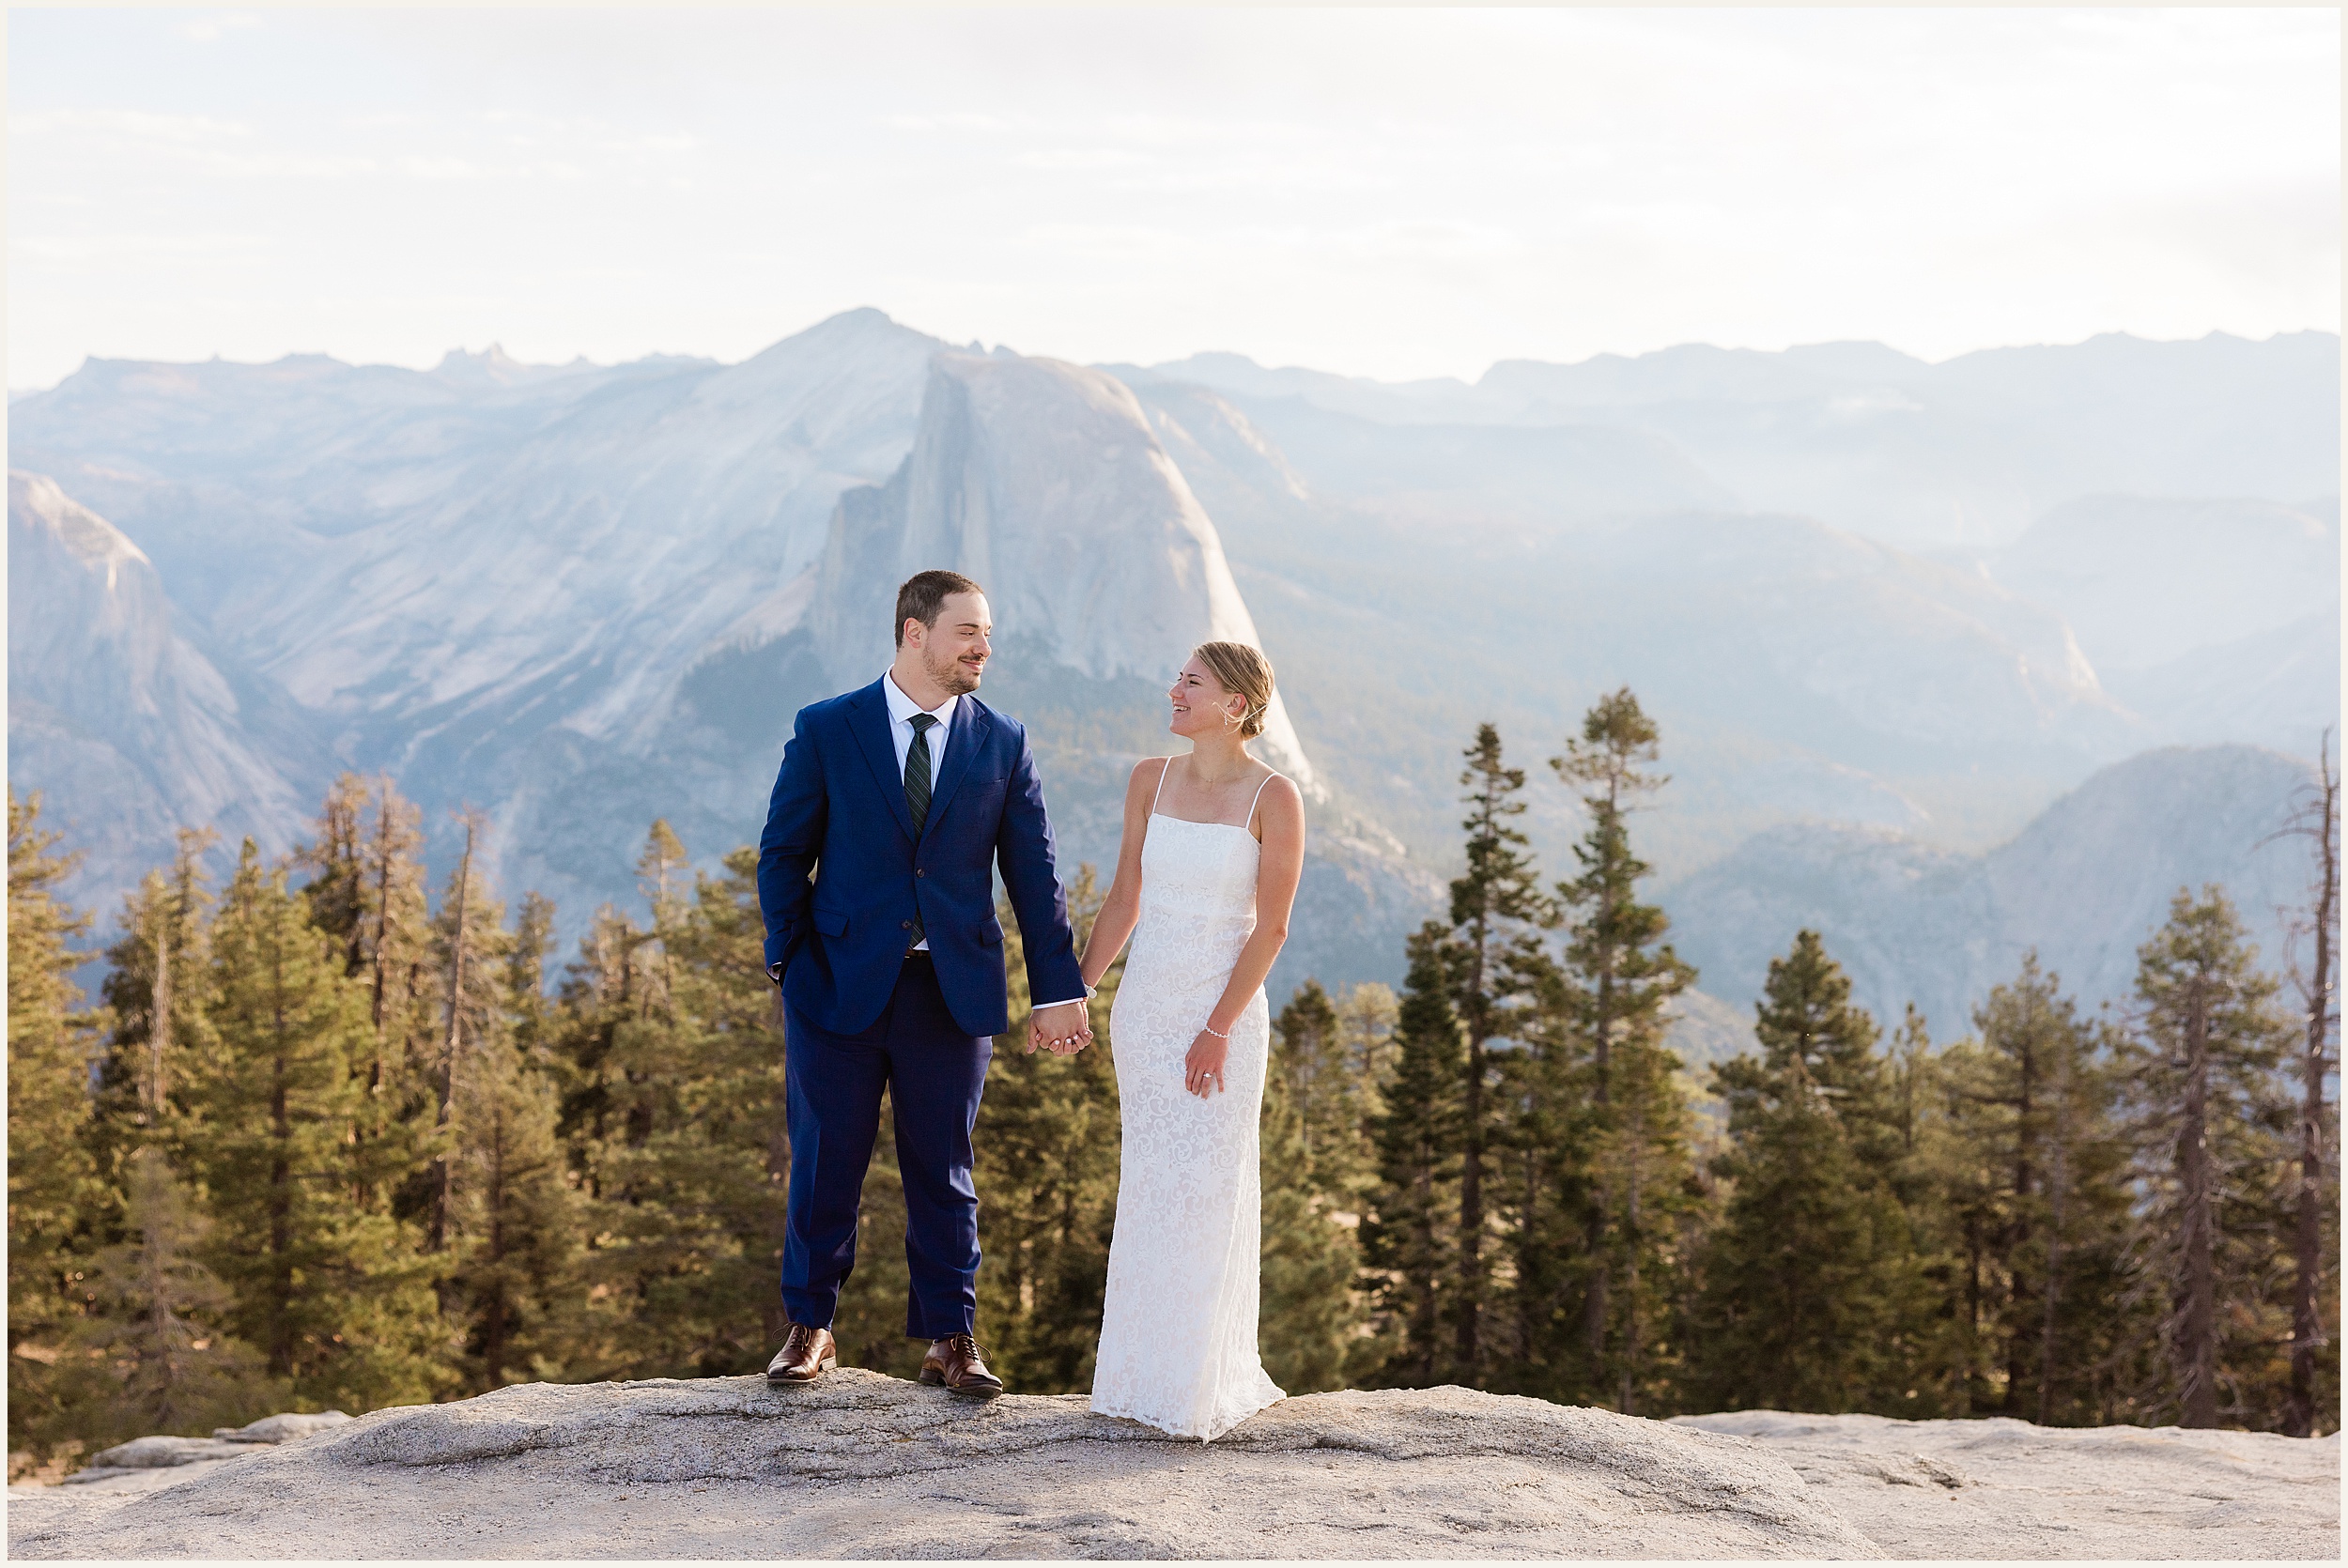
[756,569,1094,1397]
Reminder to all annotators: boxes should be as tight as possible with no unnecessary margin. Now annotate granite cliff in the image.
[9,1374,2335,1560]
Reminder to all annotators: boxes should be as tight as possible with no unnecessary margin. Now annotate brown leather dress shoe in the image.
[919,1333,1005,1399]
[765,1322,837,1383]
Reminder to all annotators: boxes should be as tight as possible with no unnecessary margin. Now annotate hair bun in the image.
[1192,640,1275,740]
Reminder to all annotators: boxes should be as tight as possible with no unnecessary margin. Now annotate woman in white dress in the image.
[1074,640,1306,1440]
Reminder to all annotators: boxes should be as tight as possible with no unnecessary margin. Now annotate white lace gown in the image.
[1089,794,1287,1440]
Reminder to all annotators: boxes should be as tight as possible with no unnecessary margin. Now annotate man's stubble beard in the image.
[927,644,982,697]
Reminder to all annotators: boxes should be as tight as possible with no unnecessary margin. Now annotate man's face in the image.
[911,591,992,695]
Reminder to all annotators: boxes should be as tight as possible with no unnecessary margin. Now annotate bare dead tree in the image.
[147,923,172,1116]
[2037,1047,2070,1426]
[426,808,484,1253]
[2278,732,2340,1437]
[366,777,409,1037]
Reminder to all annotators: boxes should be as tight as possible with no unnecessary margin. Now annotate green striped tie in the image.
[904,713,937,945]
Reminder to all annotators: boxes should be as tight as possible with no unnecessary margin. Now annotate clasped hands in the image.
[1026,999,1093,1056]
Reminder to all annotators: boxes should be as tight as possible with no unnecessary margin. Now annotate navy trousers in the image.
[780,953,994,1339]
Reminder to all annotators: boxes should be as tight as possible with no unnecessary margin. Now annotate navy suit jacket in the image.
[756,678,1086,1039]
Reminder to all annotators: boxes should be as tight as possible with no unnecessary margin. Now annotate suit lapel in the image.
[920,696,990,842]
[849,681,919,843]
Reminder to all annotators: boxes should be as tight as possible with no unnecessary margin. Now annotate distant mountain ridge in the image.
[1113,328,2340,548]
[8,310,2336,1036]
[1666,745,2325,1038]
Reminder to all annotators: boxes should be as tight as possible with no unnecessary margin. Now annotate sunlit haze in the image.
[8,7,2339,390]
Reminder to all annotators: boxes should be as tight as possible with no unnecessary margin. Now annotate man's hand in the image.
[1026,999,1092,1056]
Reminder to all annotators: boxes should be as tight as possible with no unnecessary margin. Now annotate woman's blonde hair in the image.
[1192,641,1275,740]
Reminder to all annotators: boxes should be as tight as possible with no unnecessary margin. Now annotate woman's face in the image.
[1166,656,1243,739]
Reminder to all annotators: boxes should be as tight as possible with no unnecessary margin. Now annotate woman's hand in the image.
[1183,1029,1230,1099]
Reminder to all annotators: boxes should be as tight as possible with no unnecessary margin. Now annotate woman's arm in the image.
[1183,774,1305,1096]
[1071,756,1161,992]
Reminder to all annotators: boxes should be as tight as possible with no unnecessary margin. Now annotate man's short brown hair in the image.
[895,570,985,647]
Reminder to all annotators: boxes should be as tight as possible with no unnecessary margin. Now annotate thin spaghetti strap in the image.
[1150,755,1175,814]
[1242,770,1279,832]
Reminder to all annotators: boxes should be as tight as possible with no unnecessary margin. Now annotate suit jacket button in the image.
[901,919,912,930]
[916,869,925,877]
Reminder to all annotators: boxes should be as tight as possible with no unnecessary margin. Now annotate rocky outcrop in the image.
[11,1375,2335,1560]
[810,351,1318,792]
[1675,1409,2340,1560]
[3,1371,1867,1559]
[63,1413,354,1488]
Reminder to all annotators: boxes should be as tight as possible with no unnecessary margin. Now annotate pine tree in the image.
[94,829,220,1178]
[1749,932,1897,1136]
[356,778,437,1074]
[659,845,800,1376]
[1925,956,2137,1422]
[1547,688,1697,1413]
[1361,923,1464,1385]
[1494,959,1599,1402]
[294,775,438,1122]
[447,1017,578,1391]
[296,774,374,978]
[1686,930,1925,1413]
[437,887,580,1392]
[559,828,790,1380]
[65,1147,270,1445]
[8,789,110,1465]
[1259,1061,1365,1392]
[2278,739,2340,1438]
[2121,886,2296,1428]
[188,839,446,1412]
[1336,981,1399,1088]
[1273,979,1371,1197]
[1444,724,1556,1382]
[1260,980,1373,1391]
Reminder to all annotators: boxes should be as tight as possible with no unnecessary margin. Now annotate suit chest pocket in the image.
[957,776,1009,815]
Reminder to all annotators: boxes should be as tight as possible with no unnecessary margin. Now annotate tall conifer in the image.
[1262,979,1373,1391]
[8,790,109,1464]
[1444,724,1555,1382]
[561,830,790,1379]
[1548,688,1696,1412]
[1925,956,2136,1421]
[95,830,219,1175]
[2278,740,2340,1437]
[188,840,444,1412]
[65,1147,267,1444]
[1362,924,1464,1385]
[2122,887,2295,1427]
[1687,930,1924,1413]
[440,887,579,1391]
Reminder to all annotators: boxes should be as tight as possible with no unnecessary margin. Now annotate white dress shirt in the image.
[881,671,1086,1015]
[882,669,959,789]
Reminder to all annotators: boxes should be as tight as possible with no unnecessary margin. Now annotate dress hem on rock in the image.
[1088,1388,1287,1444]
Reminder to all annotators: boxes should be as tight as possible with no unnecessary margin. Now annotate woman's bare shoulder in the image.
[1255,766,1303,806]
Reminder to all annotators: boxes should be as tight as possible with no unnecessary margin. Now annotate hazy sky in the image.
[9,7,2339,389]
